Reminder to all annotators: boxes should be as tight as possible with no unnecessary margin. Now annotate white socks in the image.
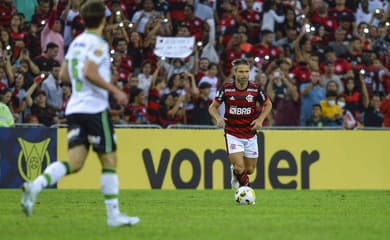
[101,169,120,217]
[32,161,69,192]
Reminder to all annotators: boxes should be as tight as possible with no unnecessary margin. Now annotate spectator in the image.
[147,63,166,124]
[113,37,134,74]
[34,42,60,72]
[41,62,63,110]
[0,87,14,127]
[267,70,299,126]
[341,76,369,116]
[31,0,50,30]
[58,81,71,124]
[358,50,383,96]
[198,63,219,99]
[305,104,326,127]
[337,95,358,129]
[218,1,242,46]
[240,0,262,43]
[61,0,80,49]
[220,33,245,77]
[380,92,390,127]
[14,0,38,23]
[321,60,344,94]
[194,0,214,21]
[300,71,326,125]
[182,4,204,42]
[15,48,40,87]
[41,1,64,63]
[127,31,143,73]
[311,1,337,33]
[251,30,281,64]
[329,28,349,57]
[0,48,14,87]
[9,14,27,59]
[0,0,14,28]
[190,81,213,125]
[159,92,186,127]
[124,86,148,124]
[137,61,153,99]
[10,72,27,123]
[361,94,384,127]
[160,56,195,80]
[261,0,285,33]
[25,21,42,59]
[255,72,268,92]
[131,0,160,34]
[167,0,187,23]
[24,80,58,127]
[194,57,210,82]
[245,53,261,82]
[320,87,343,126]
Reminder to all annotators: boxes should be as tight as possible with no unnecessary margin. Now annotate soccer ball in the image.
[235,186,256,205]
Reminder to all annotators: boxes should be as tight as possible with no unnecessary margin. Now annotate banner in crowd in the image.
[57,129,390,190]
[154,36,195,58]
[0,128,57,188]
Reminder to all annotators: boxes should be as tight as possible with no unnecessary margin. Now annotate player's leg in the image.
[21,115,90,216]
[243,134,259,183]
[226,134,249,188]
[229,152,249,187]
[92,110,139,227]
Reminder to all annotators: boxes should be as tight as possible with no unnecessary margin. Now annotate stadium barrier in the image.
[57,128,390,190]
[1,127,389,189]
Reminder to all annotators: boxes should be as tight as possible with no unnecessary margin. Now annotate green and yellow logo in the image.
[17,138,51,181]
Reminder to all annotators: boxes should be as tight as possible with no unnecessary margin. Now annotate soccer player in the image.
[21,1,140,227]
[208,59,272,189]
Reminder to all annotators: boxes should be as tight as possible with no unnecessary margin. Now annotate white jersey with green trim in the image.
[64,31,111,115]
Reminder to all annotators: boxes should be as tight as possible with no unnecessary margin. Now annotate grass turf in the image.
[0,190,389,240]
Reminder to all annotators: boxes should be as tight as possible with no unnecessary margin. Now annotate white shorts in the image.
[225,133,258,158]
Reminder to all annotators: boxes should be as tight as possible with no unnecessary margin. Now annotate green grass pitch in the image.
[1,190,389,240]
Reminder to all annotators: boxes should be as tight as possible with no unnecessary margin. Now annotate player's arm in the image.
[258,99,272,122]
[84,60,128,105]
[59,61,71,84]
[251,98,272,131]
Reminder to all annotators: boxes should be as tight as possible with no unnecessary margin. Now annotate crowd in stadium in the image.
[0,0,390,128]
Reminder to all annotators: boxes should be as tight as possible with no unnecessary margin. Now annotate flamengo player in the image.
[21,1,140,227]
[208,59,272,189]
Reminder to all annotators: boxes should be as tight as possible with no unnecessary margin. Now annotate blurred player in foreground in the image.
[209,59,272,189]
[21,1,140,227]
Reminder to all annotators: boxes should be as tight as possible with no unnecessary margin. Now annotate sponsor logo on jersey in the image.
[225,88,236,92]
[246,95,254,102]
[229,96,235,100]
[229,106,251,115]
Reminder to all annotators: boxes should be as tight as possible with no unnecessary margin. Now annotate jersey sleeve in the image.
[257,88,268,105]
[86,42,108,65]
[214,86,225,103]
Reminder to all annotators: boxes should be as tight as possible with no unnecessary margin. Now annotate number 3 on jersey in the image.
[71,58,83,91]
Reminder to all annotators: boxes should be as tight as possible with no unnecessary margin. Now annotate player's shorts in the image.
[66,110,117,153]
[225,133,258,158]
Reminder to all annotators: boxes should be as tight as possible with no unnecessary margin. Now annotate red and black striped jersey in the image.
[147,88,161,124]
[215,81,268,139]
